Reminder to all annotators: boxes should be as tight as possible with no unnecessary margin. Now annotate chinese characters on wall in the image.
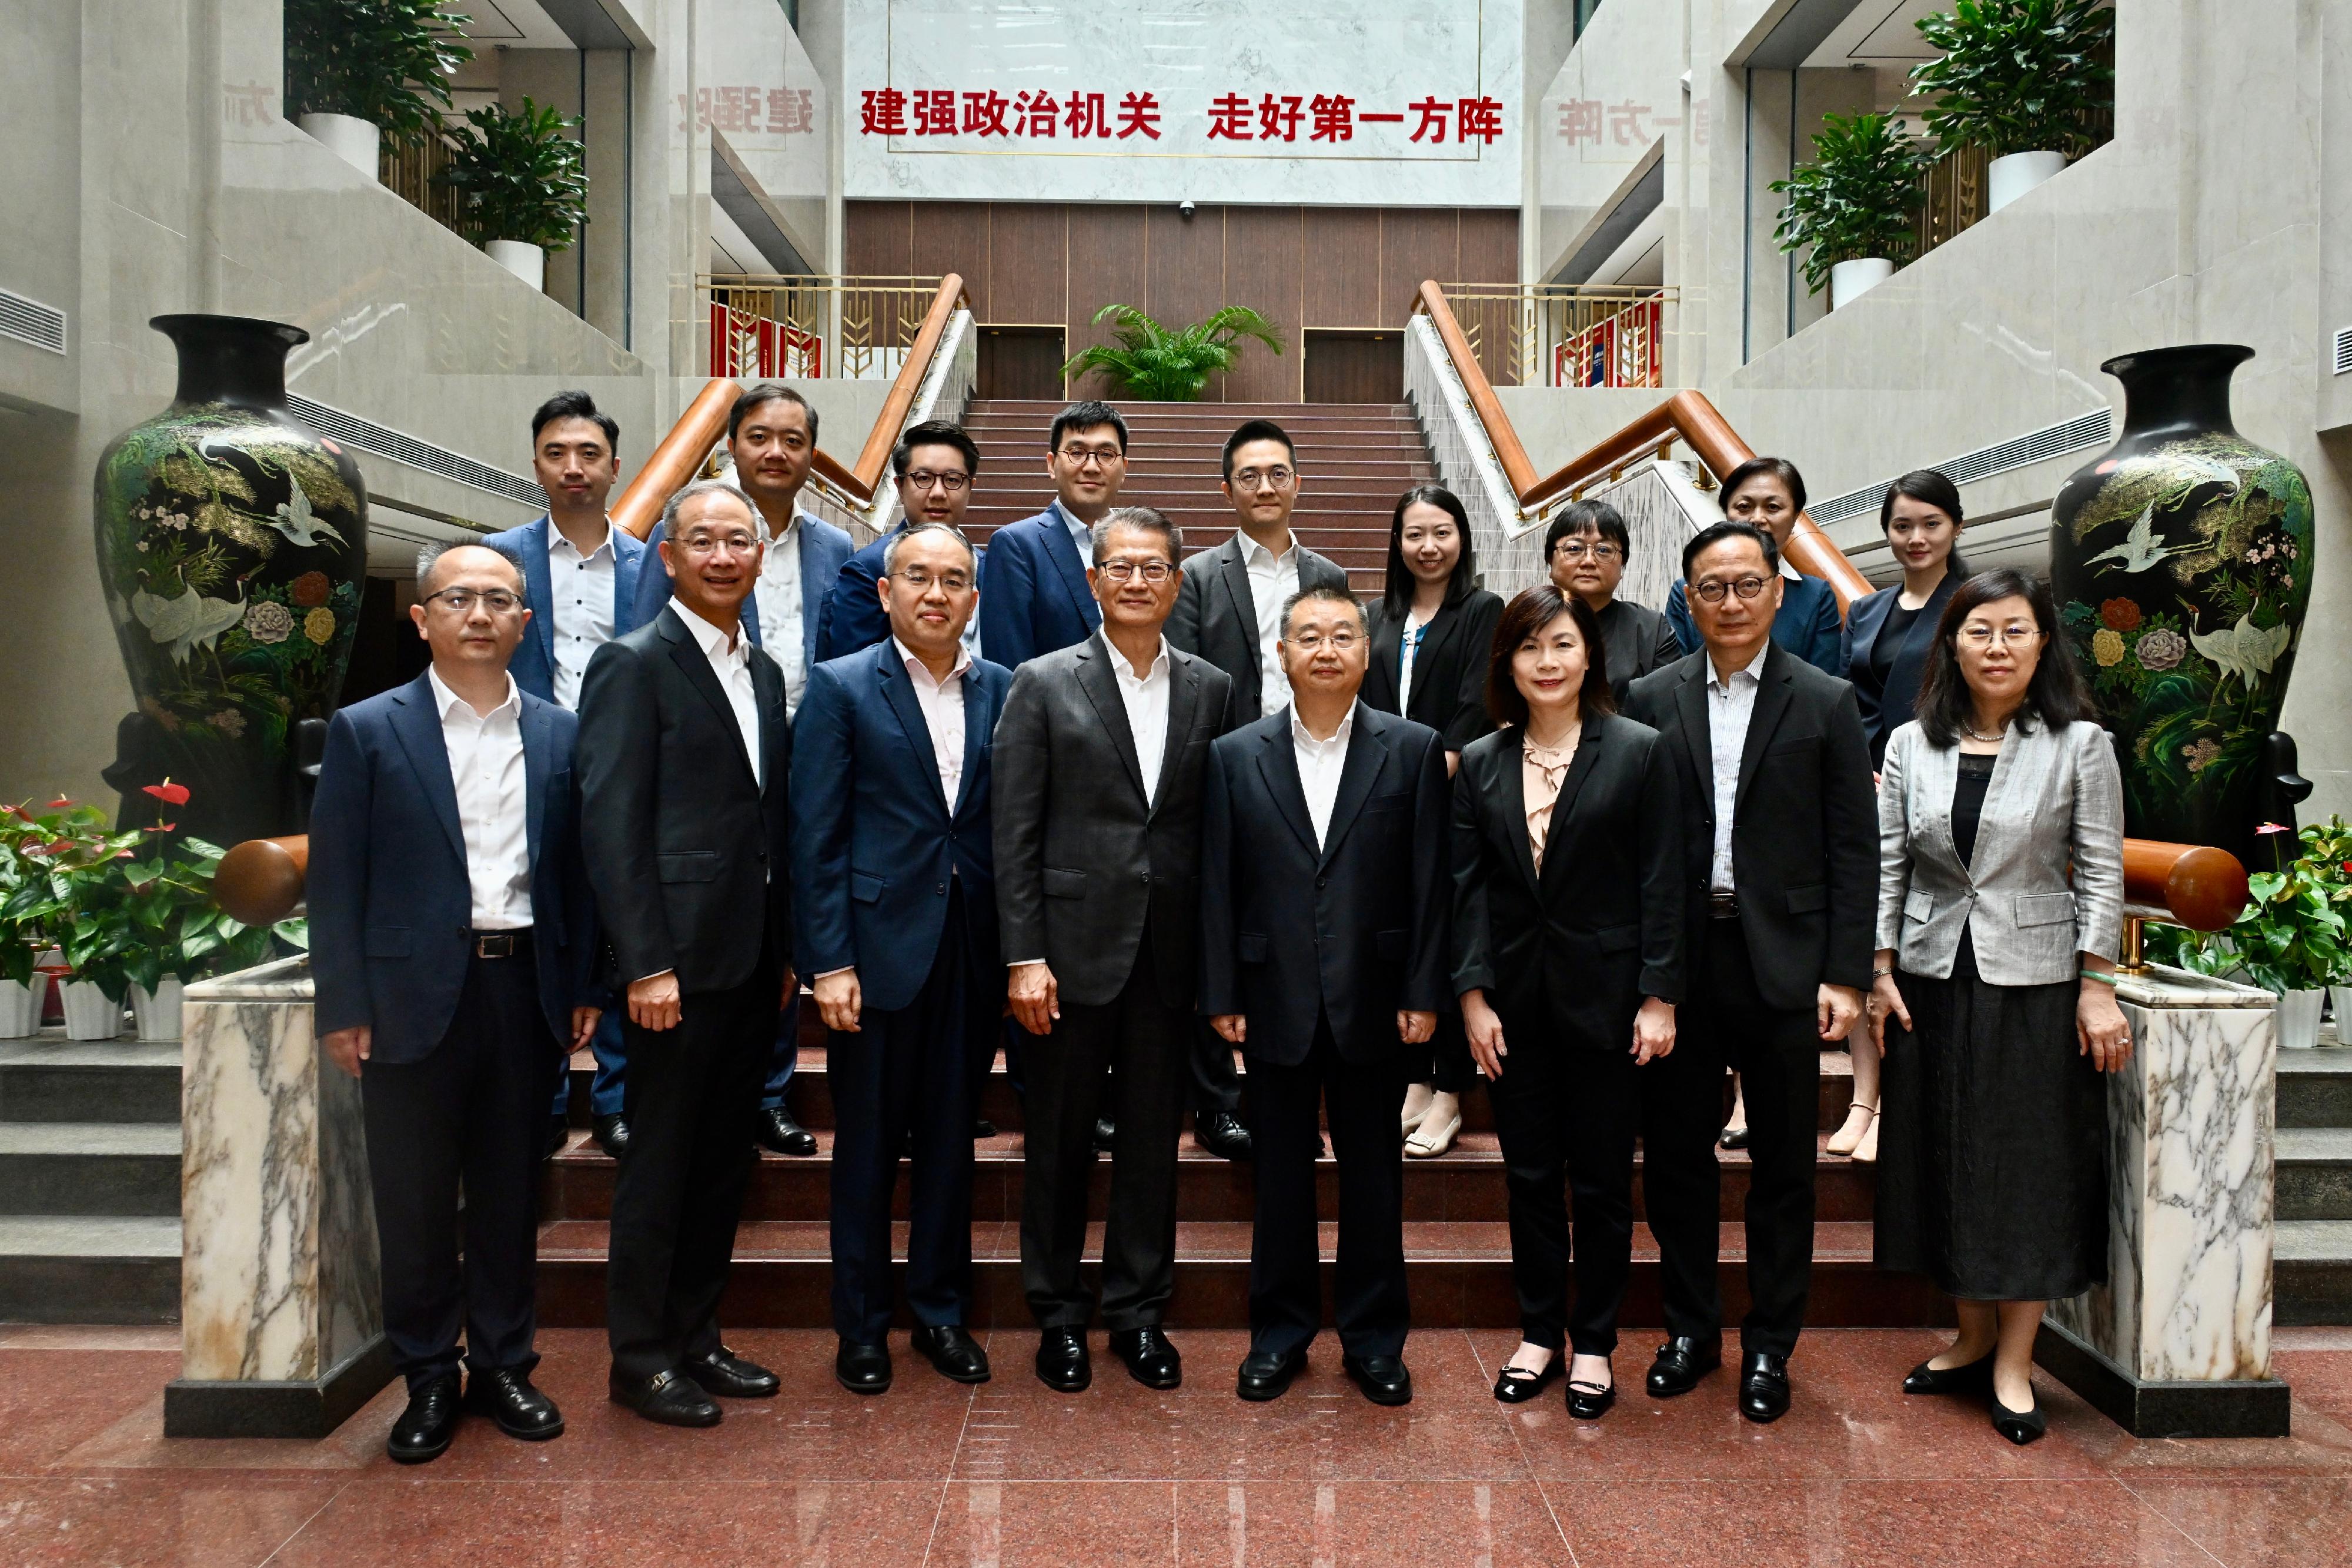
[1554,98,1705,148]
[857,89,1506,148]
[680,85,819,137]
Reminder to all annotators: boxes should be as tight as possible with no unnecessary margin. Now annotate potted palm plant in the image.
[284,0,475,182]
[1771,112,1935,309]
[1909,0,2116,213]
[1061,304,1283,401]
[437,98,590,290]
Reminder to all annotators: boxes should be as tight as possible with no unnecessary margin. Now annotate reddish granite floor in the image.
[3,1325,2349,1566]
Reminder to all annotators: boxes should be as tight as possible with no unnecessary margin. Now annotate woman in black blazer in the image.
[1365,484,1504,1159]
[1452,584,1683,1419]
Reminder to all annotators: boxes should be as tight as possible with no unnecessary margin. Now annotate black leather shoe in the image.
[1195,1111,1252,1161]
[836,1339,893,1395]
[974,1118,997,1139]
[1236,1347,1306,1401]
[543,1112,570,1160]
[1905,1353,1996,1397]
[1645,1336,1722,1398]
[608,1368,721,1427]
[1093,1116,1117,1153]
[1342,1353,1413,1406]
[465,1366,563,1440]
[1739,1351,1792,1423]
[1110,1326,1182,1389]
[1035,1328,1092,1392]
[387,1373,462,1463]
[687,1345,780,1398]
[1719,1124,1750,1150]
[1566,1376,1617,1420]
[1992,1390,2047,1445]
[914,1324,991,1383]
[592,1113,630,1160]
[1492,1357,1561,1404]
[754,1106,818,1156]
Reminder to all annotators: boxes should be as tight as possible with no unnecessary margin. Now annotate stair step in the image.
[2276,1219,2352,1325]
[967,400,1413,417]
[2279,1051,2352,1128]
[0,1039,183,1124]
[0,1215,182,1325]
[0,1122,183,1216]
[2277,1128,2352,1221]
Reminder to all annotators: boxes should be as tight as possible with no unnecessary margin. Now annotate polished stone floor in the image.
[3,1325,2349,1565]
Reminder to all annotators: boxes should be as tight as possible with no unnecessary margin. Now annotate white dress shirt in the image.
[1705,642,1771,893]
[894,636,973,811]
[545,519,618,710]
[1109,636,1172,808]
[1238,530,1302,718]
[427,667,532,930]
[751,511,809,716]
[1291,701,1357,851]
[677,601,763,787]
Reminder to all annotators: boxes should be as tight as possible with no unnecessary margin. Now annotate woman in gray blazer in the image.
[1867,568,2133,1447]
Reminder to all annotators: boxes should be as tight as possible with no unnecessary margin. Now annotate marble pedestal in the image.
[163,957,391,1437]
[2042,964,2290,1437]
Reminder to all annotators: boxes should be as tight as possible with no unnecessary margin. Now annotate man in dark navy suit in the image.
[814,420,980,662]
[311,543,603,1465]
[793,522,1012,1396]
[976,399,1126,668]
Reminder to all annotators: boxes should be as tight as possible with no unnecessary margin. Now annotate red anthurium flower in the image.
[149,822,178,834]
[142,779,192,806]
[46,797,73,810]
[2256,822,2289,835]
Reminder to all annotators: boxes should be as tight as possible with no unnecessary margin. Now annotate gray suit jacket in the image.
[1875,714,2126,985]
[991,631,1236,1010]
[1167,531,1350,719]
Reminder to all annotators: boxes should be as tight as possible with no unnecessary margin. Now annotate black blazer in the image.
[1198,704,1451,1065]
[1449,715,1685,1046]
[1593,596,1682,700]
[1845,573,1960,767]
[576,606,793,993]
[992,633,1235,1010]
[1622,643,1876,1011]
[1363,588,1504,753]
[1167,531,1351,719]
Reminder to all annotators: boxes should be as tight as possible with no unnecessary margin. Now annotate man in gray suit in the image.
[995,507,1235,1395]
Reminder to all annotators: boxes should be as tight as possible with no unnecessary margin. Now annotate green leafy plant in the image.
[1770,112,1935,295]
[284,0,474,148]
[1909,0,2116,158]
[2152,817,2352,994]
[0,798,146,999]
[437,99,590,251]
[1061,304,1283,402]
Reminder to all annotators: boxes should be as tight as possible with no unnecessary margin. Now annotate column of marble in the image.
[165,955,390,1437]
[2043,962,2289,1437]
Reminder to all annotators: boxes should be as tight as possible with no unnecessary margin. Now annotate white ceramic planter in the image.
[61,980,123,1042]
[2330,986,2351,1045]
[299,113,382,183]
[0,978,38,1039]
[1988,149,2067,213]
[131,978,185,1042]
[1830,257,1894,310]
[486,239,546,291]
[2276,987,2324,1049]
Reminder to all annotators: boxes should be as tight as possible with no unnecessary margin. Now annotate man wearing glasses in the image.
[978,400,1131,669]
[1545,499,1682,700]
[816,420,981,662]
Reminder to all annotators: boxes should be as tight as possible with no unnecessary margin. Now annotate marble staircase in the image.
[2276,1044,2352,1325]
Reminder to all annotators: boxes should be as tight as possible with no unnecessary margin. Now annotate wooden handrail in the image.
[214,835,310,927]
[841,272,967,502]
[1415,281,1539,499]
[2122,839,2248,932]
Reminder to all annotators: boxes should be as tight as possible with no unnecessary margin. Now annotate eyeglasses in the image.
[1097,559,1172,583]
[1551,541,1621,562]
[903,469,970,493]
[1957,623,2044,648]
[674,530,760,556]
[1691,576,1770,604]
[1287,630,1361,652]
[1057,445,1124,468]
[890,566,973,593]
[1230,466,1295,491]
[425,587,522,614]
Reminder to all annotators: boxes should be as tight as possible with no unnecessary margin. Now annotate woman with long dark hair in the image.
[1365,484,1504,1158]
[1664,456,1848,675]
[1870,568,2130,1446]
[1452,585,1684,1419]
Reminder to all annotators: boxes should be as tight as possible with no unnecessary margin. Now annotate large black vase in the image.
[2049,345,2313,865]
[93,316,368,845]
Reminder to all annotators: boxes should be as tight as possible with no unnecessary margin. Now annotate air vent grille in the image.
[1810,409,2114,524]
[2333,326,2352,376]
[288,395,546,509]
[0,286,68,355]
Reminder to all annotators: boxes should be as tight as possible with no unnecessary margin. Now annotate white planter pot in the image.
[1987,150,2067,213]
[2330,986,2352,1045]
[486,239,546,292]
[2276,987,2325,1050]
[60,981,123,1042]
[131,978,185,1042]
[298,113,382,183]
[1830,257,1894,310]
[0,979,38,1039]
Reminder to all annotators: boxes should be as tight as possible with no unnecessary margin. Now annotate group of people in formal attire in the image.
[306,385,2135,1467]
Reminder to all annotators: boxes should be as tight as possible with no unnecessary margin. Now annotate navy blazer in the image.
[1665,569,1849,677]
[480,516,649,705]
[629,507,854,672]
[814,527,898,663]
[1845,571,1960,767]
[977,502,1102,668]
[790,640,1013,1014]
[309,672,599,1064]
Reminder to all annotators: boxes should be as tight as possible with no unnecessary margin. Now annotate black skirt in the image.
[1873,939,2109,1300]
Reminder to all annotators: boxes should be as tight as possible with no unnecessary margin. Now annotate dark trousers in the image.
[554,991,797,1122]
[606,950,777,1380]
[1191,1019,1242,1119]
[1416,1013,1478,1096]
[1247,1019,1410,1360]
[1685,915,1823,1358]
[363,948,554,1391]
[1488,1021,1721,1356]
[1020,944,1188,1330]
[828,885,993,1345]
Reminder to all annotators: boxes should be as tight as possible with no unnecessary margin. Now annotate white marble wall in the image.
[2049,964,2276,1385]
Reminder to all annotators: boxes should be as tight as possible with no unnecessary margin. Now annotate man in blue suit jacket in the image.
[311,544,603,1465]
[814,419,981,662]
[792,522,1012,1396]
[977,400,1131,669]
[482,391,646,1158]
[626,385,853,1156]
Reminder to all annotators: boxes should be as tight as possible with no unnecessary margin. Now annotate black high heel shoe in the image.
[1493,1356,1562,1404]
[1991,1390,2046,1445]
[1903,1352,1996,1396]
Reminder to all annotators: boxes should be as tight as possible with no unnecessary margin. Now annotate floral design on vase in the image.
[92,315,367,847]
[2050,344,2313,865]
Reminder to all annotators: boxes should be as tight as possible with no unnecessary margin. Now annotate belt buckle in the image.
[1708,893,1740,920]
[475,932,517,959]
